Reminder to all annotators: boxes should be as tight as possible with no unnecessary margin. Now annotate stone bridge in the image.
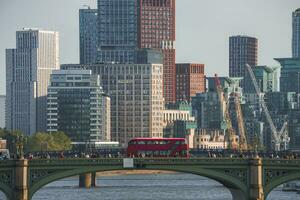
[0,157,299,200]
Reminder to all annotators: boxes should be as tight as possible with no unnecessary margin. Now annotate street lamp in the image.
[13,135,27,159]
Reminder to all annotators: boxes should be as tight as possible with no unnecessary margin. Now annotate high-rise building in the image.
[275,58,300,93]
[61,63,164,146]
[288,109,300,150]
[192,92,222,129]
[97,0,138,64]
[229,36,258,86]
[244,65,279,93]
[292,8,300,58]
[79,8,98,64]
[175,63,205,103]
[138,0,176,103]
[47,70,111,148]
[6,29,59,135]
[0,95,5,128]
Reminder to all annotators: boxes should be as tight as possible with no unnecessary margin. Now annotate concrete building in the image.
[229,36,258,87]
[0,95,5,128]
[97,0,137,64]
[292,8,300,58]
[79,8,98,64]
[138,0,176,104]
[6,29,59,135]
[175,63,205,102]
[275,58,300,93]
[244,65,279,93]
[47,70,111,149]
[61,63,164,146]
[163,102,197,147]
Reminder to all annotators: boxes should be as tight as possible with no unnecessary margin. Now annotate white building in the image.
[194,129,239,150]
[0,95,5,128]
[6,29,59,135]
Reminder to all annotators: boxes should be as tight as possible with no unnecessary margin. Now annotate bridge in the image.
[0,157,299,200]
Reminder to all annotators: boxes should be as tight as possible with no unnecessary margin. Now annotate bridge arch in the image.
[29,165,248,200]
[264,172,300,198]
[0,182,12,200]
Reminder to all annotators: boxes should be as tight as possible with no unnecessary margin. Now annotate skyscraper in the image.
[79,8,98,64]
[292,8,300,58]
[97,0,138,64]
[138,0,176,103]
[6,29,59,135]
[229,36,258,86]
[175,63,205,102]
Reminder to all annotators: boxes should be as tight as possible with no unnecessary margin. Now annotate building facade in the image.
[79,8,98,64]
[61,63,164,146]
[0,95,5,128]
[192,92,222,129]
[97,0,138,64]
[138,0,176,103]
[6,29,59,135]
[275,58,300,94]
[244,65,279,93]
[47,70,111,148]
[229,36,258,87]
[293,8,300,58]
[175,63,205,102]
[288,109,300,150]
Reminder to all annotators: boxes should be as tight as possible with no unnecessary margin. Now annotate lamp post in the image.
[14,135,27,159]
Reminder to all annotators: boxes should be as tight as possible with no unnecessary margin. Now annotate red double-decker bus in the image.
[127,138,189,158]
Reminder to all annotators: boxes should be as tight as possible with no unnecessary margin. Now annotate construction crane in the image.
[234,92,248,151]
[245,64,289,151]
[214,74,238,149]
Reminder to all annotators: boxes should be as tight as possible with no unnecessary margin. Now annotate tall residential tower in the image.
[229,36,258,86]
[138,0,176,103]
[6,29,59,135]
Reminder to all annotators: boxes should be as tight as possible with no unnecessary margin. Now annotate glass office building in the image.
[47,70,111,148]
[79,8,98,64]
[97,0,138,64]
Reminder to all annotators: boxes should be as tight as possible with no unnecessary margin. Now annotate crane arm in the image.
[245,64,280,143]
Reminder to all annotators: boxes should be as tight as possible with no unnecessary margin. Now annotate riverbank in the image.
[96,170,178,176]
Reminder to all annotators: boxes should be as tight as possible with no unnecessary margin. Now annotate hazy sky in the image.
[0,0,300,95]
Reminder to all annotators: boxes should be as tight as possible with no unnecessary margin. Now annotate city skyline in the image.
[0,0,300,95]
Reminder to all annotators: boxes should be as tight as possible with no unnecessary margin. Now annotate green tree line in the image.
[0,128,71,153]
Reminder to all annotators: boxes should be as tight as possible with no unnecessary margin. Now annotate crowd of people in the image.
[20,149,300,160]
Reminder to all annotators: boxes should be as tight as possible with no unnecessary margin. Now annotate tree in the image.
[27,132,71,152]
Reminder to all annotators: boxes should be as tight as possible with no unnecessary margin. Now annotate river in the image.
[0,173,298,199]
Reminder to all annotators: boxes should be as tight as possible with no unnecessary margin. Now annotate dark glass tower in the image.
[292,8,300,58]
[97,0,138,64]
[79,8,98,64]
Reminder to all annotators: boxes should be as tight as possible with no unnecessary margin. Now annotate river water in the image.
[0,173,298,199]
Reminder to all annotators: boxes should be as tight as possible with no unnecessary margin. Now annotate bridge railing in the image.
[262,159,300,166]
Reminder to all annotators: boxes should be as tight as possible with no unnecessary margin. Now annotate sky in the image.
[0,0,300,95]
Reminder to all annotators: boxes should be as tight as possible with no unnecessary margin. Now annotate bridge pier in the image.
[91,172,97,187]
[79,172,97,188]
[229,188,247,200]
[14,159,29,200]
[249,157,264,200]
